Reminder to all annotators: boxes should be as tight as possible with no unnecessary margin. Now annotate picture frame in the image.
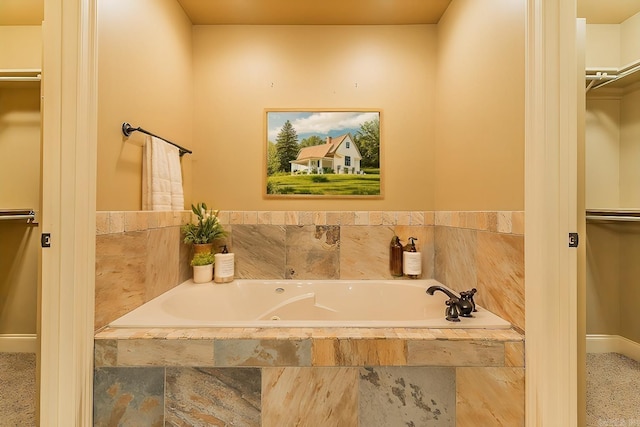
[264,109,382,198]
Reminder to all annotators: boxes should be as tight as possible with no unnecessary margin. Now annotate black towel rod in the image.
[121,122,192,157]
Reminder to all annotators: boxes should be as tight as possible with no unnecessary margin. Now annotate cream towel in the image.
[142,135,184,211]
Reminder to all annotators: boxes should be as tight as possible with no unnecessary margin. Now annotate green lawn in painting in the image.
[266,173,381,196]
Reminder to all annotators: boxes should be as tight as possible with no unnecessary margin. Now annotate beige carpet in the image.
[586,352,640,427]
[0,352,36,427]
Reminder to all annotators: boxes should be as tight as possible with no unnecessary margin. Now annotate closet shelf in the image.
[586,59,640,93]
[586,209,640,223]
[0,209,38,224]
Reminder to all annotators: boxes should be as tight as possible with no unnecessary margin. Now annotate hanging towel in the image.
[142,135,184,211]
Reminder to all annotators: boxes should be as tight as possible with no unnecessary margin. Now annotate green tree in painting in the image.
[355,117,380,168]
[275,120,299,172]
[299,135,325,149]
[266,141,279,175]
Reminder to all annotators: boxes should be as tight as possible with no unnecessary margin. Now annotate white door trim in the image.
[39,0,97,424]
[525,0,579,425]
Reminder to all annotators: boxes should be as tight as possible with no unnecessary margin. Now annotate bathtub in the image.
[108,279,511,329]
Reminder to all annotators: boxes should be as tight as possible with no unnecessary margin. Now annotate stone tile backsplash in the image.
[95,210,524,330]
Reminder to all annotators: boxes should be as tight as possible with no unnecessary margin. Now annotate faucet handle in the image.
[445,298,461,322]
[460,288,478,312]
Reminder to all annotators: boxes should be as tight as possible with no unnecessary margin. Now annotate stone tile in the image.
[165,367,260,426]
[178,238,191,284]
[312,339,406,366]
[382,211,396,225]
[262,367,358,426]
[257,211,272,224]
[339,226,394,279]
[96,212,109,235]
[243,211,258,225]
[410,211,425,225]
[285,225,339,279]
[474,211,498,232]
[285,211,299,225]
[512,211,525,235]
[407,340,504,366]
[456,367,525,426]
[354,211,369,225]
[94,339,118,367]
[476,232,525,331]
[505,341,525,367]
[497,211,512,233]
[232,225,286,279]
[397,212,411,226]
[117,339,214,366]
[95,231,148,330]
[108,211,125,233]
[93,367,164,427]
[214,339,311,367]
[145,227,180,301]
[270,211,285,225]
[434,226,477,293]
[369,211,383,225]
[359,366,455,427]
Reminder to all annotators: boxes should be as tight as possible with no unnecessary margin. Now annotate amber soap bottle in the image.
[389,236,403,277]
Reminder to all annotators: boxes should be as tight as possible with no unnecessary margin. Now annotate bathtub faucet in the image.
[426,285,476,321]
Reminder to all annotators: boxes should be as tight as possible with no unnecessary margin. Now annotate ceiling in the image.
[176,0,451,25]
[1,0,639,27]
[577,0,640,24]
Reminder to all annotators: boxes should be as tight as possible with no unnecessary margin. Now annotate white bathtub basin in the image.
[108,279,511,329]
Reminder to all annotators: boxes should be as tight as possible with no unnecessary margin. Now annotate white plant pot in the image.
[193,264,213,284]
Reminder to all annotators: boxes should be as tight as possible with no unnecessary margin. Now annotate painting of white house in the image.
[265,110,381,197]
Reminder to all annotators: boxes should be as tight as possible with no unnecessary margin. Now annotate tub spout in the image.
[427,285,475,320]
[426,285,459,300]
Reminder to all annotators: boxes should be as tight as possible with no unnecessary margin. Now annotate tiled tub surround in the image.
[95,211,193,329]
[94,327,525,426]
[94,210,525,425]
[95,210,524,331]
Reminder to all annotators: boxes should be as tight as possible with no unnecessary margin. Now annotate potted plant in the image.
[182,202,226,254]
[191,252,215,283]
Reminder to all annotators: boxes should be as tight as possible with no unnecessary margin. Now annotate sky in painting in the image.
[267,111,379,143]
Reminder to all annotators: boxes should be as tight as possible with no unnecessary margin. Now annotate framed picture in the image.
[264,109,382,198]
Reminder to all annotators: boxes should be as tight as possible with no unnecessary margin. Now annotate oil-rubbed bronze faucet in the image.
[426,285,477,322]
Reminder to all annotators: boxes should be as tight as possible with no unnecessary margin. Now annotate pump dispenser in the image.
[403,237,422,279]
[389,236,403,277]
[214,245,235,283]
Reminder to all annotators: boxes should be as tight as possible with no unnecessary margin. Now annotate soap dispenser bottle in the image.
[403,237,422,279]
[214,245,235,283]
[389,236,403,277]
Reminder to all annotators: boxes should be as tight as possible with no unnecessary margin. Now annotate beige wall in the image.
[434,0,525,211]
[621,11,640,66]
[0,26,41,334]
[96,0,527,212]
[585,98,620,208]
[619,88,640,206]
[585,25,620,68]
[191,24,437,211]
[586,12,640,68]
[0,26,41,69]
[96,0,193,211]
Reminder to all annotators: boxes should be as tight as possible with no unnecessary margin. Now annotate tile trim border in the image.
[96,210,524,235]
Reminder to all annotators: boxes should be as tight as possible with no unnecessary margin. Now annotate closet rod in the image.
[121,122,192,157]
[0,76,41,82]
[0,209,37,223]
[586,209,640,223]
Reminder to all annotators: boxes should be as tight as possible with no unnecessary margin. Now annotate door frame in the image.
[39,0,580,425]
